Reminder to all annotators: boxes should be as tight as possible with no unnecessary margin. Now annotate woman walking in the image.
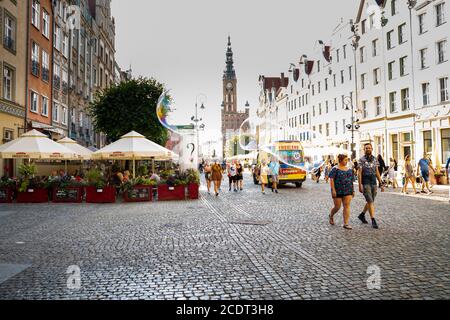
[260,161,269,194]
[402,155,418,194]
[236,162,244,191]
[211,161,223,197]
[328,154,355,230]
[204,162,212,194]
[388,158,398,189]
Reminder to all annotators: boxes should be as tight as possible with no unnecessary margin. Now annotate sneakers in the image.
[358,213,369,224]
[371,218,379,229]
[275,190,278,194]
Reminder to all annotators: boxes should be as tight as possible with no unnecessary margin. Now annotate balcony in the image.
[3,36,14,51]
[31,60,40,77]
[53,76,61,90]
[42,68,50,82]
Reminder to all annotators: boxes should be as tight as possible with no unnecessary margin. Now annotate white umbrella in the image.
[92,131,179,177]
[57,137,93,160]
[0,130,76,160]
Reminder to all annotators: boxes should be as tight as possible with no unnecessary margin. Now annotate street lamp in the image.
[344,96,360,160]
[191,94,207,160]
[349,19,361,160]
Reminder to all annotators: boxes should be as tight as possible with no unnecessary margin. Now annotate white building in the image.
[256,0,449,167]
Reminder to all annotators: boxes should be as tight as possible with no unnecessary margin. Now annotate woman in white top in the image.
[388,158,398,189]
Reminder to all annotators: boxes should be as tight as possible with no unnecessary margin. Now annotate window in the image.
[4,14,16,51]
[326,123,330,137]
[423,131,432,155]
[3,66,14,101]
[326,101,329,113]
[375,96,382,116]
[361,19,367,34]
[318,81,321,94]
[373,68,380,85]
[79,112,83,127]
[333,74,336,87]
[422,83,430,106]
[54,26,61,51]
[342,119,346,134]
[420,48,427,69]
[62,107,67,125]
[41,96,48,116]
[370,13,375,29]
[440,77,449,102]
[388,61,395,80]
[437,40,447,64]
[343,45,347,59]
[349,66,352,81]
[391,0,398,16]
[389,91,397,113]
[336,49,340,63]
[400,56,408,76]
[372,39,378,57]
[392,134,399,161]
[340,70,344,84]
[42,10,50,38]
[63,34,69,58]
[32,0,40,29]
[317,61,321,73]
[361,73,366,89]
[387,30,394,49]
[53,103,59,122]
[442,129,450,162]
[436,3,446,26]
[325,78,328,91]
[31,42,40,76]
[360,46,365,63]
[398,23,406,44]
[362,100,368,118]
[30,91,38,113]
[401,88,410,111]
[53,63,60,90]
[319,103,322,115]
[335,121,338,135]
[418,13,426,34]
[42,51,49,82]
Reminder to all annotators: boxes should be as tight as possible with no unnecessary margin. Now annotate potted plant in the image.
[435,170,448,185]
[51,176,85,203]
[85,168,116,203]
[122,177,156,202]
[0,177,16,203]
[185,169,200,200]
[16,163,49,203]
[157,174,187,201]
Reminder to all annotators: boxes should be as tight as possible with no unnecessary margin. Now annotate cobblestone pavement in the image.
[0,173,448,300]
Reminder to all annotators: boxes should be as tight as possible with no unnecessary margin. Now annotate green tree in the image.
[89,77,169,145]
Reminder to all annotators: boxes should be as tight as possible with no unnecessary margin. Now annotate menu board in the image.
[55,188,80,201]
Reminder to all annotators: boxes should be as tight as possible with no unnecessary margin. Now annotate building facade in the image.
[0,0,27,177]
[221,36,250,158]
[256,0,449,168]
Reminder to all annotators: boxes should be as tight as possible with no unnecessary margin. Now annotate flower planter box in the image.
[52,187,84,203]
[187,183,199,199]
[17,188,48,203]
[157,185,186,201]
[123,185,153,202]
[436,176,448,185]
[85,186,116,203]
[0,188,13,203]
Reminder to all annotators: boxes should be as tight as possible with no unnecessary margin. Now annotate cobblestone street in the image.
[0,174,448,300]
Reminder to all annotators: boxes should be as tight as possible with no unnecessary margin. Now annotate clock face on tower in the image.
[226,82,233,90]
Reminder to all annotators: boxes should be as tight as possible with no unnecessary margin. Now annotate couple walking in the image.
[328,144,384,230]
[259,159,280,194]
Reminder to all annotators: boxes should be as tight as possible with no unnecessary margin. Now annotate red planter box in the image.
[123,185,153,202]
[0,188,13,203]
[187,183,199,199]
[85,186,116,203]
[157,185,186,201]
[17,188,48,203]
[52,187,84,203]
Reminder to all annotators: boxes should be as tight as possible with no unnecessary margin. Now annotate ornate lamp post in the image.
[349,19,361,160]
[191,94,207,160]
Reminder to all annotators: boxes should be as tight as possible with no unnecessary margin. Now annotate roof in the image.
[260,75,289,92]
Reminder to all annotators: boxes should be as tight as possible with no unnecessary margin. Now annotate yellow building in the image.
[0,0,27,177]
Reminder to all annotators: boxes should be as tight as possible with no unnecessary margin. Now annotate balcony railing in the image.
[31,60,40,77]
[4,36,14,50]
[42,68,50,82]
[53,76,61,90]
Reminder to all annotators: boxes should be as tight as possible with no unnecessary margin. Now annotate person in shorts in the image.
[417,154,432,195]
[268,159,280,193]
[357,143,384,229]
[328,154,354,230]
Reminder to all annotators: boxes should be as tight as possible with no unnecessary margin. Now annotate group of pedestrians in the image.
[328,143,384,230]
[201,160,245,196]
[258,159,280,194]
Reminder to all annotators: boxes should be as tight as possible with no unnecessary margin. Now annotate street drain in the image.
[229,219,272,226]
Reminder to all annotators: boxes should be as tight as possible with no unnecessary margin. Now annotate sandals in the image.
[329,214,335,226]
[343,225,353,230]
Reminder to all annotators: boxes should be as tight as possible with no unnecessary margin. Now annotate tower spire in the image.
[224,35,236,80]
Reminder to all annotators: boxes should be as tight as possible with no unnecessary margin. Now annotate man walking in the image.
[358,143,384,229]
[269,159,280,194]
[417,153,432,195]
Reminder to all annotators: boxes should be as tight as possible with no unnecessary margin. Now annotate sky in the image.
[111,0,358,145]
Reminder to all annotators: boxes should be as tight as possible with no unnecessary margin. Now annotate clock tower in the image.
[221,36,250,158]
